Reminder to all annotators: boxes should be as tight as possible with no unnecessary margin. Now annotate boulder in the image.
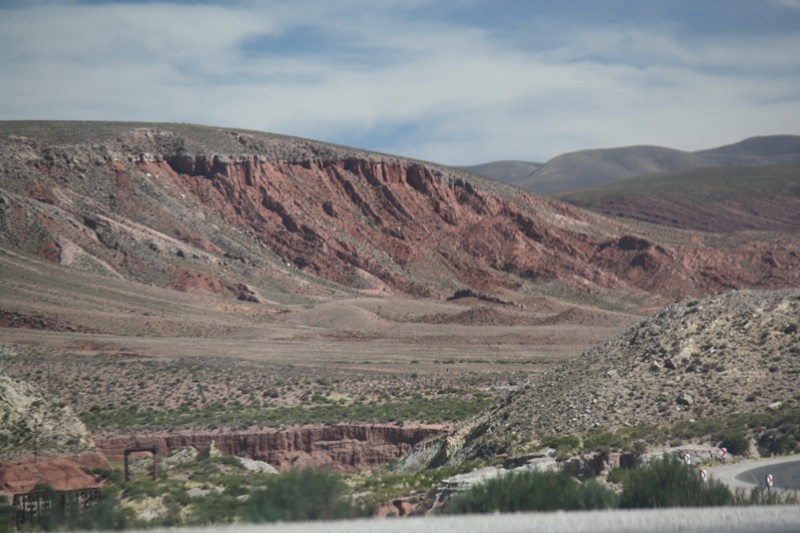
[163,446,198,467]
[676,393,694,406]
[433,467,505,504]
[197,441,222,460]
[665,348,693,370]
[238,457,279,474]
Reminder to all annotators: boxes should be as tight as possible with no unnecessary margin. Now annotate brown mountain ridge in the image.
[2,121,799,319]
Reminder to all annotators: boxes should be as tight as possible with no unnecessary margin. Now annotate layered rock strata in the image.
[94,424,444,472]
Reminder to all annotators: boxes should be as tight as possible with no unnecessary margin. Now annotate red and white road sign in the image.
[766,474,774,488]
[700,469,707,481]
[683,452,691,465]
[719,447,727,459]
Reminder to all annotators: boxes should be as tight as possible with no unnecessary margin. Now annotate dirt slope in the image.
[553,164,800,232]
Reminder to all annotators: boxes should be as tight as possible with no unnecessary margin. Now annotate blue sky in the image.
[1,1,799,165]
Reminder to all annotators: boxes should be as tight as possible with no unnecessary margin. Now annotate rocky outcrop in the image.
[0,354,93,461]
[0,453,109,494]
[401,288,800,468]
[93,424,443,472]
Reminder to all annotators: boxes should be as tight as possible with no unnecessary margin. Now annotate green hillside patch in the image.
[552,164,800,206]
[80,397,492,430]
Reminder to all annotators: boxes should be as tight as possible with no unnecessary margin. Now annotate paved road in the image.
[145,507,800,533]
[707,455,800,493]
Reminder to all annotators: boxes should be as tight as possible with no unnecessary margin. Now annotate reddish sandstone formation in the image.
[0,453,110,494]
[94,424,444,472]
[135,152,800,301]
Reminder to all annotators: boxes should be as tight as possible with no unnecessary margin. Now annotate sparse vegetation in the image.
[447,470,617,514]
[619,455,731,508]
[79,396,492,430]
[3,123,800,529]
[243,470,365,523]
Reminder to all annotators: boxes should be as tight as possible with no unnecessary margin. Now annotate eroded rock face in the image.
[2,122,799,310]
[0,354,93,461]
[93,424,443,472]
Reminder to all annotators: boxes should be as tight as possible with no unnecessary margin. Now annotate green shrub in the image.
[606,467,632,484]
[757,430,798,456]
[619,455,731,508]
[447,469,617,514]
[38,497,131,531]
[719,432,749,456]
[243,469,363,522]
[540,434,581,458]
[0,496,11,533]
[733,485,799,506]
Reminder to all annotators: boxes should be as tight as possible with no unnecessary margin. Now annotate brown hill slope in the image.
[1,121,799,313]
[401,288,800,469]
[456,160,543,187]
[553,165,800,232]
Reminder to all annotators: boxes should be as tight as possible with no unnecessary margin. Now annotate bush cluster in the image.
[574,409,800,458]
[37,497,131,531]
[447,469,617,514]
[448,455,747,515]
[619,455,731,508]
[243,469,365,522]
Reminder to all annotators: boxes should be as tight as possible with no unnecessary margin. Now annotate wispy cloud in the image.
[1,0,799,164]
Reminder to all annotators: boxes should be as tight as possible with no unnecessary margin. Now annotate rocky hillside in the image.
[2,121,799,313]
[405,288,800,468]
[0,347,93,460]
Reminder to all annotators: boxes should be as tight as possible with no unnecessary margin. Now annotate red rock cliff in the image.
[93,424,444,472]
[5,124,800,305]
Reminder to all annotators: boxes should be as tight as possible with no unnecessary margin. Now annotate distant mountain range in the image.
[460,135,800,194]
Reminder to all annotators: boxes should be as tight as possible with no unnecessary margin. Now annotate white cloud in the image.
[0,1,799,164]
[773,0,800,10]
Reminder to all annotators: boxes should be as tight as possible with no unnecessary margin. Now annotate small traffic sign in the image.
[683,452,691,465]
[719,447,727,465]
[700,469,707,482]
[766,474,774,488]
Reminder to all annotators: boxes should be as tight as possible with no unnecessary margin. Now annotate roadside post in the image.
[766,473,773,493]
[719,447,727,465]
[682,452,691,465]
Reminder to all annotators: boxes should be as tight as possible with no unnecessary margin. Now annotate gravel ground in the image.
[145,506,800,533]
